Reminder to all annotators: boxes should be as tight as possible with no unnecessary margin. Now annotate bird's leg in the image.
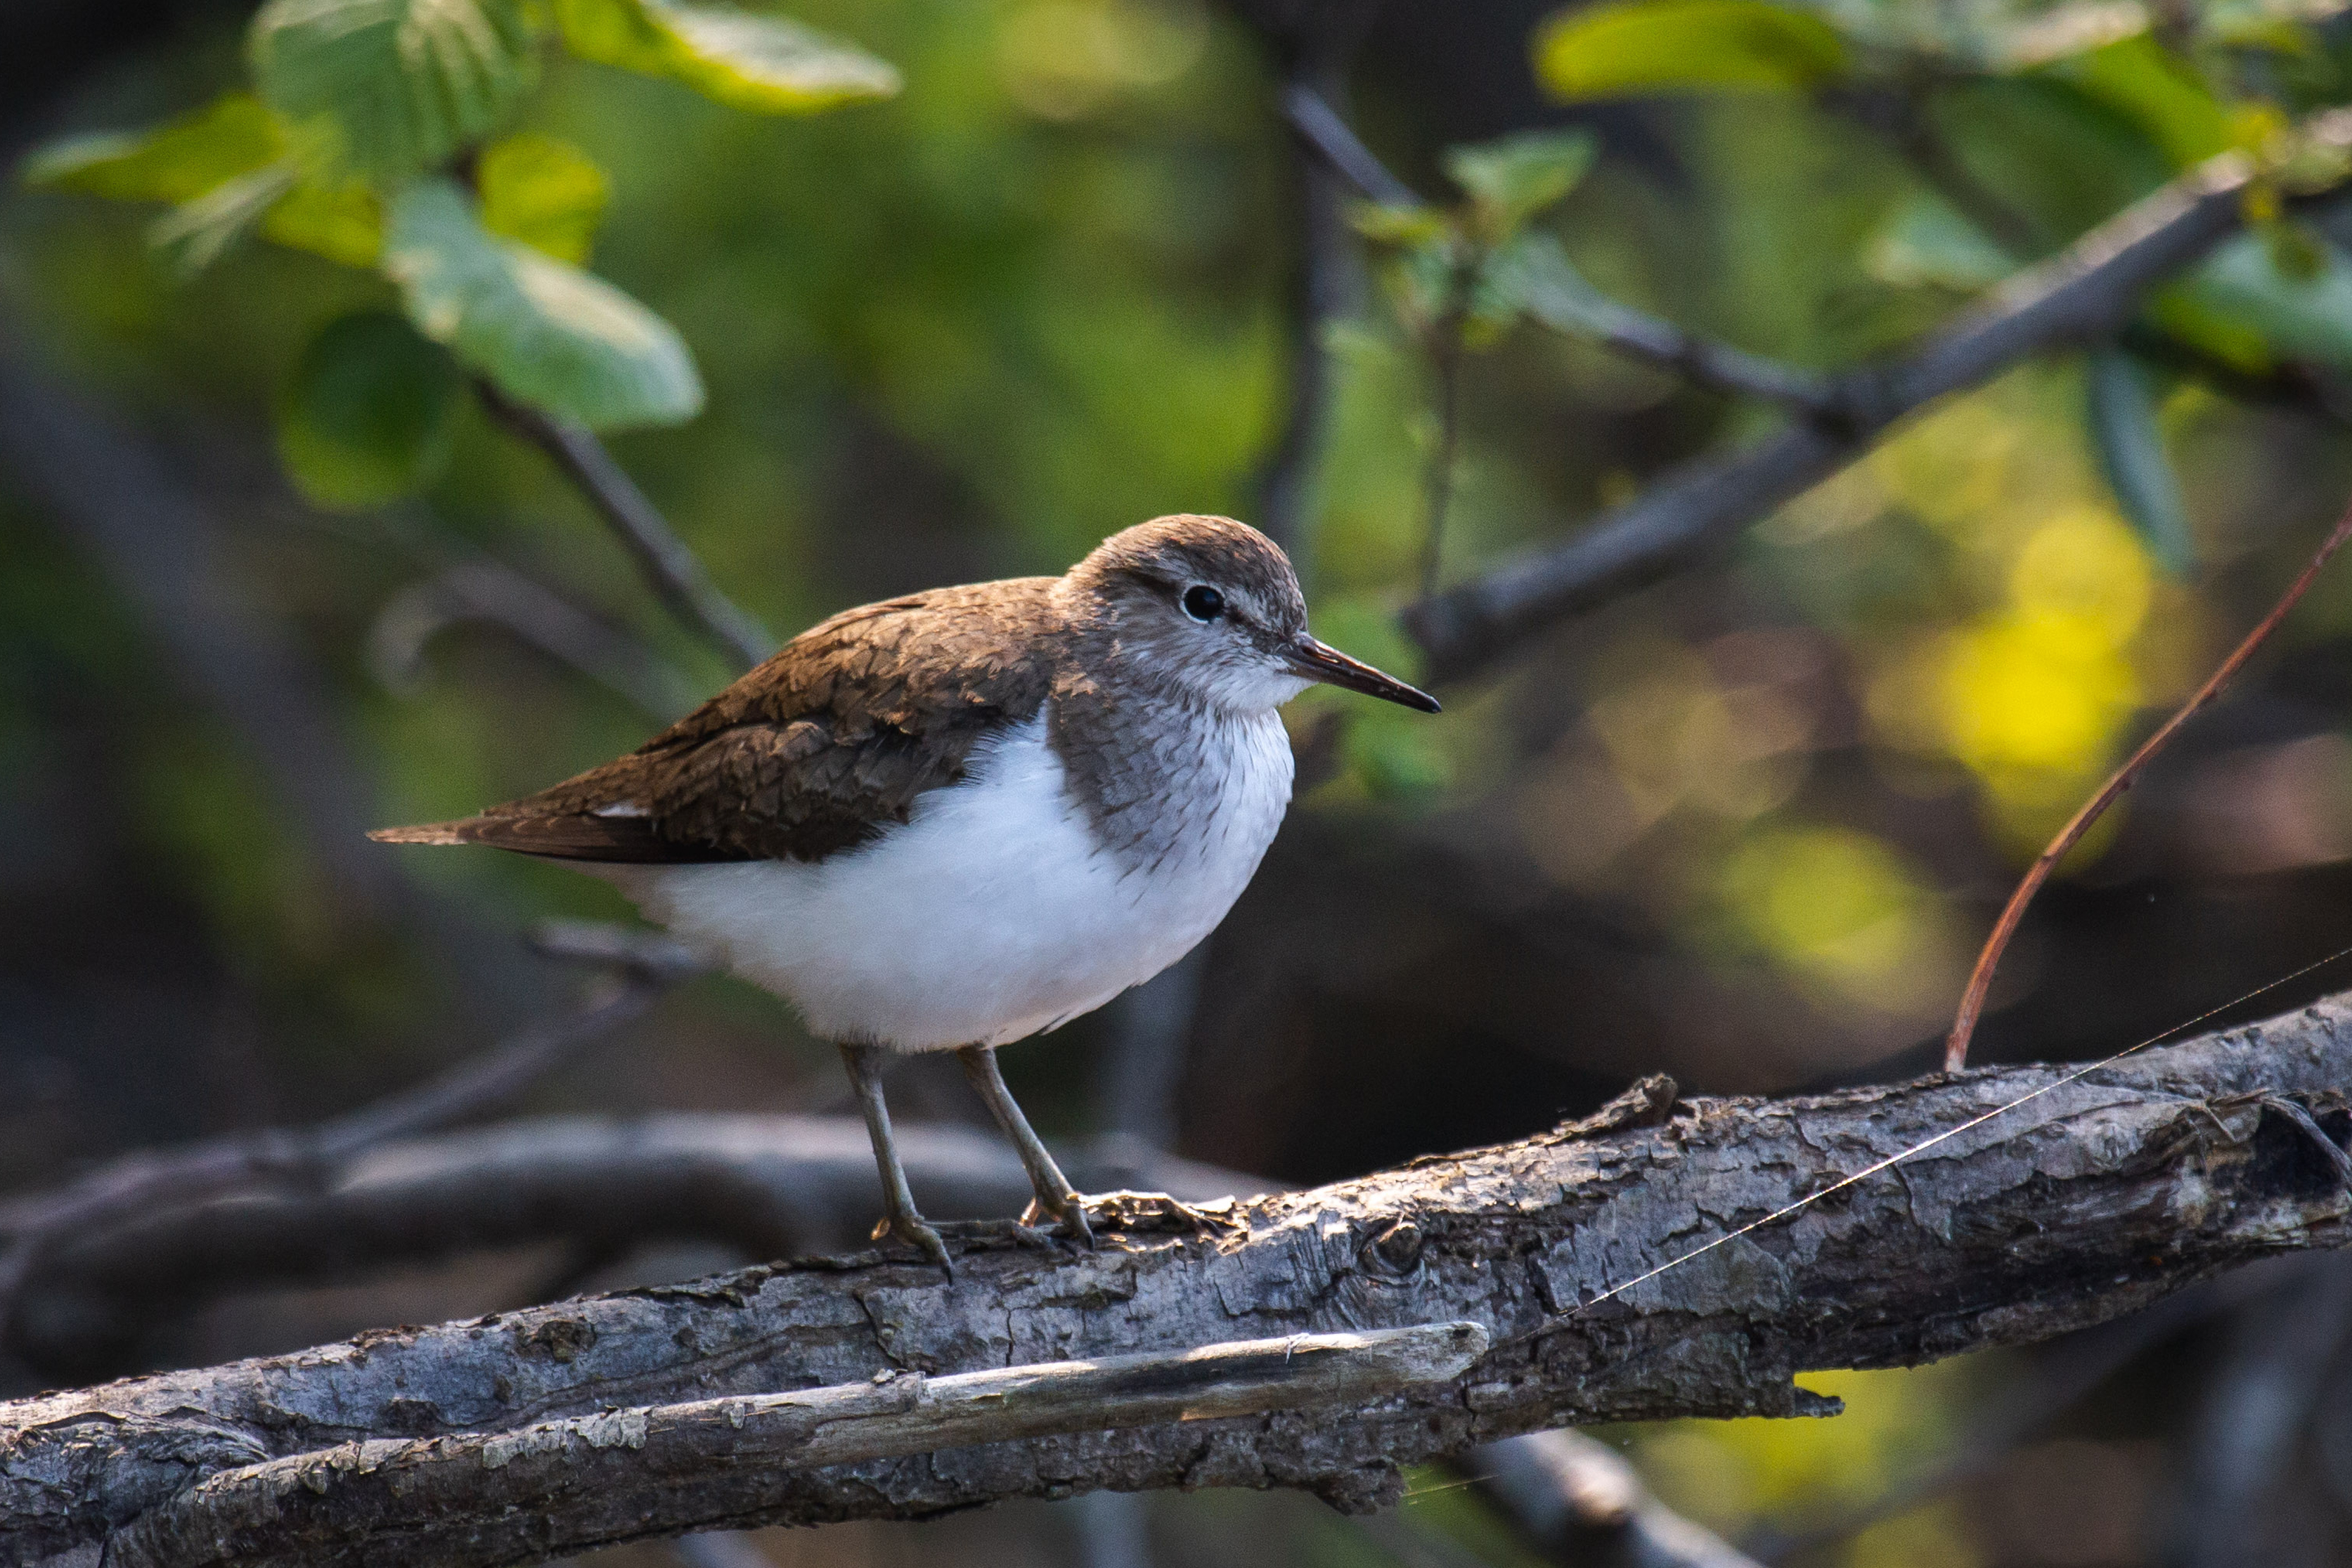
[956,1044,1094,1248]
[840,1043,953,1278]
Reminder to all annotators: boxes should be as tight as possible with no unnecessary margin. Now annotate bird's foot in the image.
[1035,1189,1241,1240]
[1019,1188,1096,1249]
[870,1212,955,1280]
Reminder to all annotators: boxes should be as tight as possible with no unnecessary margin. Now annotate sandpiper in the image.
[373,514,1438,1269]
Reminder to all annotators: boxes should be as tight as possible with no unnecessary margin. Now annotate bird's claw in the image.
[1021,1191,1097,1249]
[872,1212,955,1281]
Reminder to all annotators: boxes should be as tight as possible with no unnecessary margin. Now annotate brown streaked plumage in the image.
[372,514,1437,1273]
[373,578,1065,864]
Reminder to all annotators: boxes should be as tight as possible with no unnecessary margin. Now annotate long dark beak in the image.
[1286,635,1442,713]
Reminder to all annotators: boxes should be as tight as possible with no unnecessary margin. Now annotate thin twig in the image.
[477,385,772,673]
[1253,67,1359,563]
[368,557,701,721]
[1279,81,1419,208]
[1419,262,1472,599]
[1279,84,1838,417]
[1943,498,2352,1070]
[0,923,698,1340]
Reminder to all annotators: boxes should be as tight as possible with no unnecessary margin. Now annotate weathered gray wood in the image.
[105,1323,1487,1568]
[6,995,2352,1567]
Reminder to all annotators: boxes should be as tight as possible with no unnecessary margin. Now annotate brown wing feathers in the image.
[368,581,1062,865]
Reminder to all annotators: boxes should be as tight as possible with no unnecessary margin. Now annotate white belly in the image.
[594,708,1293,1049]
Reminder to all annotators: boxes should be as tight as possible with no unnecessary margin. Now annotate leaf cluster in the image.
[21,0,898,507]
[1365,0,2352,574]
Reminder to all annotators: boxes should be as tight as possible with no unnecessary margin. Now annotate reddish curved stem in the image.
[1944,499,2352,1073]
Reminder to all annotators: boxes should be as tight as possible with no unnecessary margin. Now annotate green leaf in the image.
[1533,0,1848,101]
[151,165,297,275]
[1442,129,1596,242]
[2085,349,2192,575]
[1488,231,1639,340]
[249,0,539,180]
[1349,201,1449,248]
[1863,194,2014,292]
[16,91,382,270]
[478,133,610,264]
[384,178,703,429]
[263,178,385,266]
[277,310,463,507]
[553,0,899,113]
[2161,228,2352,373]
[20,93,281,202]
[2033,32,2230,169]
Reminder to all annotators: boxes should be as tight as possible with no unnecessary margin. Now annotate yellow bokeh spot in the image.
[1717,827,1949,1011]
[2008,505,2152,646]
[1930,508,2153,845]
[1938,614,2141,777]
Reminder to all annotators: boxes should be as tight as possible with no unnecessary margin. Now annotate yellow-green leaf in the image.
[385,178,702,429]
[478,133,610,264]
[1533,0,1847,101]
[151,165,297,274]
[1349,202,1449,248]
[1443,129,1596,242]
[21,93,280,202]
[554,0,899,113]
[264,179,385,267]
[2034,31,2230,169]
[250,0,539,179]
[277,309,463,507]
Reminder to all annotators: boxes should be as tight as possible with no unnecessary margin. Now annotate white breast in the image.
[593,706,1293,1050]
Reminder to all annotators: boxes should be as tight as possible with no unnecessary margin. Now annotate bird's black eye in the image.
[1182,584,1225,623]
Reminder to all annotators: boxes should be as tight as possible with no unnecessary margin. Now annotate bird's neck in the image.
[1045,675,1288,873]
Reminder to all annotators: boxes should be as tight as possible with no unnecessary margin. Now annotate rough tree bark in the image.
[6,994,2352,1567]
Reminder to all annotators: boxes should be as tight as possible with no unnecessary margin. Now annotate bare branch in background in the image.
[368,555,702,722]
[477,386,773,673]
[1405,127,2352,680]
[1281,84,1840,418]
[11,998,2352,1564]
[2176,1254,2352,1567]
[8,1113,1252,1373]
[1094,950,1206,1155]
[0,923,697,1354]
[1253,61,1365,560]
[1747,1256,2319,1562]
[1474,1430,1763,1568]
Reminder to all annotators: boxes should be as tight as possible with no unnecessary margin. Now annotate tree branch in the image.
[477,388,773,673]
[10,997,2352,1564]
[1253,65,1362,561]
[109,1323,1487,1568]
[1406,118,2352,681]
[0,924,697,1349]
[1473,1430,1762,1568]
[8,1115,1251,1373]
[1280,84,1840,417]
[367,554,702,722]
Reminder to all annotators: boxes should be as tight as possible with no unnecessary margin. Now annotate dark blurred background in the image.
[11,0,2352,1563]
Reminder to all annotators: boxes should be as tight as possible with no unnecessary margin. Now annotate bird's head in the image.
[1061,514,1440,716]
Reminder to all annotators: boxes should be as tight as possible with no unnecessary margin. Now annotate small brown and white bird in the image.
[373,514,1437,1269]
